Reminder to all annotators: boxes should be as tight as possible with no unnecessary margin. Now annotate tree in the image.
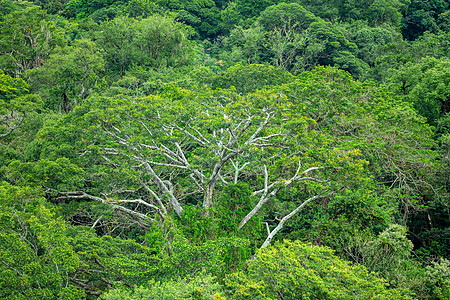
[402,0,449,40]
[410,31,450,60]
[0,182,84,299]
[93,15,196,76]
[273,67,438,260]
[26,38,104,113]
[385,57,450,262]
[222,3,368,77]
[256,2,320,72]
[30,80,366,248]
[32,0,71,15]
[257,2,319,32]
[285,0,408,26]
[222,24,267,65]
[0,1,65,76]
[289,66,436,203]
[154,0,222,38]
[233,0,276,22]
[192,63,294,94]
[386,57,450,127]
[21,67,436,253]
[93,16,137,76]
[301,20,368,77]
[225,240,413,299]
[100,274,226,300]
[123,0,164,19]
[0,71,42,138]
[407,58,450,127]
[64,226,161,296]
[338,22,397,68]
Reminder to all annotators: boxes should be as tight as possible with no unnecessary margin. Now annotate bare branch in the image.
[142,161,183,216]
[238,164,331,230]
[189,173,205,192]
[230,160,250,184]
[173,123,208,146]
[187,124,211,144]
[111,198,165,220]
[250,133,285,143]
[235,117,253,141]
[69,278,102,296]
[261,191,336,248]
[218,174,228,185]
[248,143,290,149]
[139,179,167,215]
[56,191,154,228]
[175,142,189,164]
[147,161,188,169]
[0,112,25,138]
[245,112,275,144]
[0,260,24,277]
[91,215,103,229]
[138,120,153,136]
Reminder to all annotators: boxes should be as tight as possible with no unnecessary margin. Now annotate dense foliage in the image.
[1,0,450,298]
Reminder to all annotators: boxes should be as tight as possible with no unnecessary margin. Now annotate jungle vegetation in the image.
[1,0,450,298]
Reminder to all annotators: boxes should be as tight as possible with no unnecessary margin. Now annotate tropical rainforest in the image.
[1,0,450,298]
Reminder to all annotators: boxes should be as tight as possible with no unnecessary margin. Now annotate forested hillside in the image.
[1,0,450,298]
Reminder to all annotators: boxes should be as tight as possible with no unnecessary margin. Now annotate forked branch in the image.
[261,190,336,248]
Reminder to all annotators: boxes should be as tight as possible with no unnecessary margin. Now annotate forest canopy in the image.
[1,0,450,299]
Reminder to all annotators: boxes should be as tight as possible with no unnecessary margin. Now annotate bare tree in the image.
[55,93,341,245]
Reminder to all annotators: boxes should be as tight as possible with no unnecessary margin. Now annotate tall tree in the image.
[93,15,196,76]
[0,71,42,138]
[0,182,84,299]
[0,1,65,76]
[29,82,362,247]
[26,38,104,113]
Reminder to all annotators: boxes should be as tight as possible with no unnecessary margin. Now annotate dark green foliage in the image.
[123,0,165,18]
[155,0,224,38]
[234,0,276,20]
[222,4,367,76]
[386,57,450,126]
[3,1,450,298]
[158,235,251,280]
[61,0,127,20]
[177,204,218,242]
[339,22,397,69]
[215,183,253,232]
[6,157,85,191]
[214,182,265,248]
[26,38,104,112]
[305,21,369,77]
[410,31,450,59]
[402,0,449,40]
[290,0,407,26]
[33,0,70,15]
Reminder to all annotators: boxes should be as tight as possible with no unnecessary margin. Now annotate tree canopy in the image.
[1,0,450,299]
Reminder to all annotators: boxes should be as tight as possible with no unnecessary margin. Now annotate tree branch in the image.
[238,163,330,230]
[0,111,25,138]
[56,191,154,228]
[261,191,336,248]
